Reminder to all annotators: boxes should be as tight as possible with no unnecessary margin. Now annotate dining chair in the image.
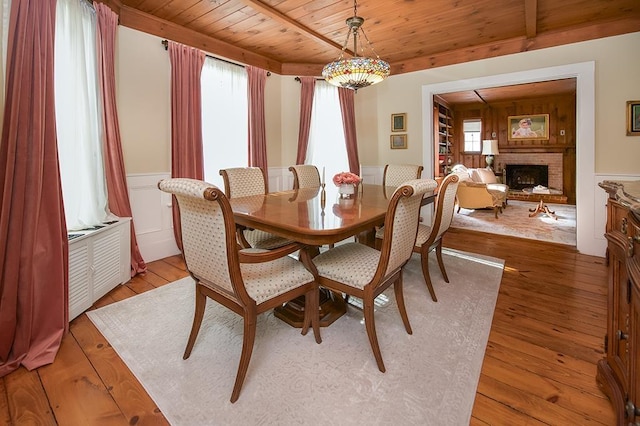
[411,172,461,302]
[382,164,424,187]
[303,179,437,373]
[157,178,321,403]
[289,164,321,189]
[220,167,294,249]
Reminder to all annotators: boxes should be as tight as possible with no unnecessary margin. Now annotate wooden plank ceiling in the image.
[107,0,640,76]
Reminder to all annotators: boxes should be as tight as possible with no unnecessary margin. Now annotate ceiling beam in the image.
[239,0,350,54]
[524,0,538,39]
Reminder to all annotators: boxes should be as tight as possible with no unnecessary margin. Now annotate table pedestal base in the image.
[529,199,557,220]
[274,289,346,328]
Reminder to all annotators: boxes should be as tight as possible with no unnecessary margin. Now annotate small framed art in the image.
[390,134,407,149]
[627,100,640,136]
[507,114,549,141]
[391,113,406,132]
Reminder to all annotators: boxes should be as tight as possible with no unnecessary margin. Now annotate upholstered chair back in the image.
[381,179,437,276]
[382,164,424,187]
[289,165,321,189]
[431,173,462,240]
[220,167,266,198]
[158,178,239,302]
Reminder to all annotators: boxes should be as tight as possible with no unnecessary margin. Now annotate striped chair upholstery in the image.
[307,178,438,373]
[382,164,423,187]
[289,165,321,189]
[157,178,320,403]
[412,172,461,302]
[219,167,294,249]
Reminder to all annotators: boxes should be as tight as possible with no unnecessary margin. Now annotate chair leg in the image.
[394,274,413,335]
[363,298,385,373]
[183,285,207,359]
[230,314,257,403]
[420,250,438,302]
[435,241,449,283]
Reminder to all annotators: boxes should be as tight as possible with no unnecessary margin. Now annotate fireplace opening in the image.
[506,165,549,190]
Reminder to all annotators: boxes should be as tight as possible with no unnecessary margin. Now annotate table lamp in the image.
[481,139,500,171]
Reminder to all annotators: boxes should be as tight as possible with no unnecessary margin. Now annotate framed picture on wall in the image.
[507,114,549,141]
[390,134,407,149]
[391,113,406,132]
[627,100,640,136]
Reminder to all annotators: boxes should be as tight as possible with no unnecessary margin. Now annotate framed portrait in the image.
[390,134,407,149]
[627,100,640,136]
[391,113,406,132]
[507,114,549,141]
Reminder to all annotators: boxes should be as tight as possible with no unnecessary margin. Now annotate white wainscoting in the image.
[128,173,180,262]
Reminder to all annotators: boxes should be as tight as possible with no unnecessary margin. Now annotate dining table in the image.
[229,182,436,327]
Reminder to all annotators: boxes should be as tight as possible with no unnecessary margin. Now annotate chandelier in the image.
[322,0,390,90]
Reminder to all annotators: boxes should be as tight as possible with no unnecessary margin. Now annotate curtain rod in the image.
[161,40,270,76]
[294,77,324,82]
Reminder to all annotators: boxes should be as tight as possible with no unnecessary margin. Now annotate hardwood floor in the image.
[0,229,615,425]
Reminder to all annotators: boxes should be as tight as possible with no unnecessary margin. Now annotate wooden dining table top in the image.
[229,183,435,246]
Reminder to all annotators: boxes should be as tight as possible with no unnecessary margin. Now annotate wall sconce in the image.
[481,139,500,170]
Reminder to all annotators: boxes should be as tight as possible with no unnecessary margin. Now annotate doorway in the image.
[421,62,603,256]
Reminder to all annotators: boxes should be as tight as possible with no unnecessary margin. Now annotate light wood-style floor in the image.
[0,228,615,425]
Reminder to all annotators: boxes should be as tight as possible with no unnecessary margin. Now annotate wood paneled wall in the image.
[451,94,577,203]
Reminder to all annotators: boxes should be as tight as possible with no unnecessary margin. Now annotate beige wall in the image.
[362,32,640,175]
[117,28,640,176]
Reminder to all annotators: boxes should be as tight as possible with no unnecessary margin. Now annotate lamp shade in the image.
[481,140,500,156]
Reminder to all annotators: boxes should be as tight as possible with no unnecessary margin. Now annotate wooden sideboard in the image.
[598,180,640,425]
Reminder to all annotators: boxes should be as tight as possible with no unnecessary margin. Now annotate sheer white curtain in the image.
[306,81,349,183]
[55,0,108,230]
[0,0,11,127]
[201,57,248,188]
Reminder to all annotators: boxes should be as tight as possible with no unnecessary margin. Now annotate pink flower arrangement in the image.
[332,172,362,186]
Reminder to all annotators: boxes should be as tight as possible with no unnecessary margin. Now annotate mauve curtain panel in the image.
[247,65,269,186]
[0,0,69,376]
[338,87,360,174]
[95,2,147,277]
[168,41,205,249]
[296,76,316,165]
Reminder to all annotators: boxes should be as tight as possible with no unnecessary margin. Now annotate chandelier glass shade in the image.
[322,2,389,90]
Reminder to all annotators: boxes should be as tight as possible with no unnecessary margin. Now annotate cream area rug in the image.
[452,200,576,245]
[88,249,504,425]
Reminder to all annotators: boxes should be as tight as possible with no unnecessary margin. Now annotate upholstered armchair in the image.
[304,179,438,373]
[157,178,321,403]
[452,165,508,218]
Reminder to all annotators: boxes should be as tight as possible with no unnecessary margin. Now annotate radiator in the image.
[68,218,131,320]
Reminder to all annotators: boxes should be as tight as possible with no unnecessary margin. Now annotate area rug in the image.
[452,200,576,245]
[87,249,504,425]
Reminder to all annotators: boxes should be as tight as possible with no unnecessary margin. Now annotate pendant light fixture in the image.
[322,0,390,90]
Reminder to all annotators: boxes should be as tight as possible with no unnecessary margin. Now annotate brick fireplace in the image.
[495,153,563,191]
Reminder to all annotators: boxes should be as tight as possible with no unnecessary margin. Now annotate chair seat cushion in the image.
[312,243,380,290]
[414,223,432,247]
[244,229,293,250]
[240,251,314,304]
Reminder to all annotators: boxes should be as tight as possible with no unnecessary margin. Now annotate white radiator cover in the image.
[68,218,131,320]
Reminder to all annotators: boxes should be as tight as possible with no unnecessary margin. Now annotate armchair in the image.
[452,165,508,219]
[157,178,321,403]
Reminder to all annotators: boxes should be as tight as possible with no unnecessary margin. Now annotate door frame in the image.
[421,62,602,256]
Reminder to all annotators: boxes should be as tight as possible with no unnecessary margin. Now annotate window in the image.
[201,57,248,188]
[306,81,349,183]
[463,119,482,152]
[55,0,109,230]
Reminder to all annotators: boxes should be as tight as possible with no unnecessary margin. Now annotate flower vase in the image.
[338,184,355,199]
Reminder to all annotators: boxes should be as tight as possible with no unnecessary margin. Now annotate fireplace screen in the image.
[506,165,549,190]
